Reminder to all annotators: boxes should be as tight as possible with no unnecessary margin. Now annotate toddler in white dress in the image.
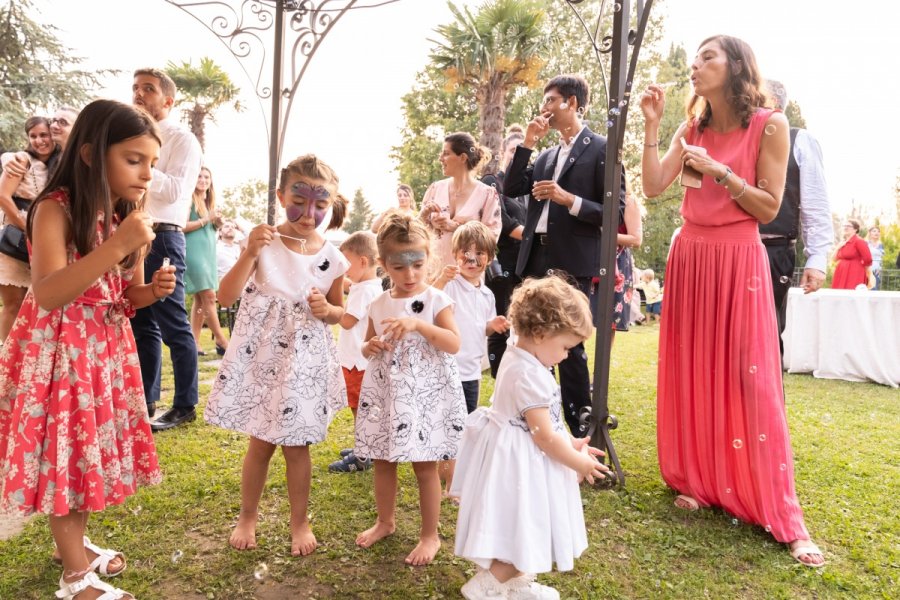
[452,276,610,599]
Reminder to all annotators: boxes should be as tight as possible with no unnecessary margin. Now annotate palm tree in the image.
[430,0,549,173]
[165,57,242,151]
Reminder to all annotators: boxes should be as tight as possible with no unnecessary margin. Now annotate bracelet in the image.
[714,166,733,185]
[644,140,660,147]
[729,178,748,200]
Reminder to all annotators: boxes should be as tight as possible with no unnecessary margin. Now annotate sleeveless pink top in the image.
[681,109,774,227]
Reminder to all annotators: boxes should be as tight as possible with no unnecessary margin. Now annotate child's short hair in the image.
[643,269,655,280]
[508,276,593,340]
[278,154,346,230]
[341,230,378,263]
[376,211,431,256]
[451,221,497,260]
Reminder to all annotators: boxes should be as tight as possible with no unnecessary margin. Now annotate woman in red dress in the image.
[831,218,872,289]
[639,35,824,567]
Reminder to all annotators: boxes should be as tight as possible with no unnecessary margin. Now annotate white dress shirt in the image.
[147,117,203,228]
[794,130,832,273]
[535,124,586,234]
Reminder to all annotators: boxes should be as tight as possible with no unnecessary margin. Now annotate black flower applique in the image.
[317,257,330,272]
[410,300,424,314]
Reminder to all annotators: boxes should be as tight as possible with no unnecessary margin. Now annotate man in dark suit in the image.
[504,73,624,434]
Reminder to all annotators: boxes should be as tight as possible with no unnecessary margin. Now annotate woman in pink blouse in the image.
[419,132,501,279]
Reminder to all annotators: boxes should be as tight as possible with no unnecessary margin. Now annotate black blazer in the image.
[503,126,624,278]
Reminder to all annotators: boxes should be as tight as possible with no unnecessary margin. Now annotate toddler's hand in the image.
[380,317,417,343]
[572,435,610,484]
[307,287,330,320]
[489,315,510,334]
[152,263,176,299]
[246,224,276,258]
[363,336,392,358]
[114,211,155,254]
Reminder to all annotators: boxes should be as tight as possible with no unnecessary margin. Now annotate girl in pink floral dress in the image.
[0,100,173,600]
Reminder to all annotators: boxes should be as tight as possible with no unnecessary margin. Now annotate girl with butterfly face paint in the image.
[207,154,350,557]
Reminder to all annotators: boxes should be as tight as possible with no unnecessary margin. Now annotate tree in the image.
[343,188,374,233]
[429,0,550,173]
[784,100,807,129]
[0,0,109,149]
[219,178,268,225]
[165,57,242,151]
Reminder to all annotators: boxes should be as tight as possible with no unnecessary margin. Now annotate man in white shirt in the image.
[129,68,203,430]
[762,81,832,355]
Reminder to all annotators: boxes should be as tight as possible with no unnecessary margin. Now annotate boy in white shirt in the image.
[330,231,383,473]
[435,221,510,411]
[435,221,509,499]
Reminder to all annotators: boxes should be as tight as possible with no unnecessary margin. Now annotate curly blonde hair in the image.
[508,276,593,340]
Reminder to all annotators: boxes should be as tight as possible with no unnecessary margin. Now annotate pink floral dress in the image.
[0,190,161,516]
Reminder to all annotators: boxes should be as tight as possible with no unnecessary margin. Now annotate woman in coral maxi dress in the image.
[639,35,824,567]
[830,219,872,289]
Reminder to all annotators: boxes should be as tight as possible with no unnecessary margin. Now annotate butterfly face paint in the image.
[286,181,331,227]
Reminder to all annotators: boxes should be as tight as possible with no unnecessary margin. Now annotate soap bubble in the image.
[725,487,732,494]
[599,268,607,276]
[758,434,767,442]
[732,439,743,449]
[171,549,184,564]
[758,178,769,189]
[731,518,739,526]
[747,276,761,292]
[779,275,790,284]
[779,463,787,471]
[254,563,269,581]
[764,525,772,532]
[764,124,777,135]
[748,365,758,374]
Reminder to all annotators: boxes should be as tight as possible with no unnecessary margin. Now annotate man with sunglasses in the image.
[129,67,204,431]
[504,73,625,436]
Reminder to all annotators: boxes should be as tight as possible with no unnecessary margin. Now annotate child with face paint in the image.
[353,212,467,567]
[205,154,350,557]
[432,221,510,502]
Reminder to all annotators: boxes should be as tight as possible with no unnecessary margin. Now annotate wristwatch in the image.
[714,167,733,186]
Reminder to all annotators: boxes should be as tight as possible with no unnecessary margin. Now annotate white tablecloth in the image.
[783,288,900,387]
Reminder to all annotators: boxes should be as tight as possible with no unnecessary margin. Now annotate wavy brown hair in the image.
[685,35,768,132]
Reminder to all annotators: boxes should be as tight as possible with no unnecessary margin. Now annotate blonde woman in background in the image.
[185,166,229,355]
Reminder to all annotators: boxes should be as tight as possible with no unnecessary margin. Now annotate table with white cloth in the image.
[783,288,900,388]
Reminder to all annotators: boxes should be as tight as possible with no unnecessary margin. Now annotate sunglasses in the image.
[49,118,71,127]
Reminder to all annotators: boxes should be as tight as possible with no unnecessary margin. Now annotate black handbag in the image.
[0,197,32,263]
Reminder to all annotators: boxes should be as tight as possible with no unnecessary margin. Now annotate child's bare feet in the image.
[355,520,395,548]
[290,519,317,556]
[404,534,440,566]
[229,512,258,550]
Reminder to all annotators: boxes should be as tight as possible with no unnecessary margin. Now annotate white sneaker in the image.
[461,569,509,599]
[506,573,560,600]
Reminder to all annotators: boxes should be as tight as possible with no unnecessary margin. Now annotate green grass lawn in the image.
[1,323,897,599]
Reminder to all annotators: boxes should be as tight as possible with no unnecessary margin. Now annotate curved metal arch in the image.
[163,0,360,223]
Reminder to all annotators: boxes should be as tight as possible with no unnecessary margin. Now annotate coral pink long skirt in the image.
[657,220,809,543]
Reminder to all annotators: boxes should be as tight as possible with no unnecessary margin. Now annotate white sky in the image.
[35,0,899,221]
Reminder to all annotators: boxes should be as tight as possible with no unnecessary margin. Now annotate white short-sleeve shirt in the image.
[337,278,384,370]
[442,275,496,381]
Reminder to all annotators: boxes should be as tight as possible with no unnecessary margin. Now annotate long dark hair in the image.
[685,35,768,132]
[27,99,161,271]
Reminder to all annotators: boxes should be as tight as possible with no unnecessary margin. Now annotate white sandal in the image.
[55,571,133,599]
[790,541,826,567]
[54,536,127,577]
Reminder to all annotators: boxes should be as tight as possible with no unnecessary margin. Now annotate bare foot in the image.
[290,520,317,556]
[229,513,258,550]
[355,520,395,548]
[674,494,700,511]
[790,540,826,567]
[404,535,440,566]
